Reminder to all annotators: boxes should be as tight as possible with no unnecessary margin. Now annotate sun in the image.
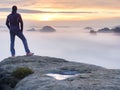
[38,14,54,21]
[41,16,51,21]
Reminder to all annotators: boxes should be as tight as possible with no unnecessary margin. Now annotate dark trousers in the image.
[10,30,30,56]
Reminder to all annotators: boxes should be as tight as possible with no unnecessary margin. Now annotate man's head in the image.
[12,5,17,12]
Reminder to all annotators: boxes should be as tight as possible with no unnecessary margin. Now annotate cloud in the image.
[0,0,120,10]
[0,8,97,14]
[0,8,11,12]
[29,0,120,9]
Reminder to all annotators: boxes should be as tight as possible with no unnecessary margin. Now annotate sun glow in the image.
[33,14,59,21]
[40,14,53,21]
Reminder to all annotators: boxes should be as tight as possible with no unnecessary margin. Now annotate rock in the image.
[97,26,120,33]
[40,26,56,32]
[27,28,36,31]
[0,56,120,90]
[84,27,93,30]
[0,68,17,90]
[90,30,97,34]
[98,27,113,33]
[112,27,120,33]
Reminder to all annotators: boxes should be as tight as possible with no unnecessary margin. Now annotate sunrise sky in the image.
[1,0,120,69]
[0,0,120,21]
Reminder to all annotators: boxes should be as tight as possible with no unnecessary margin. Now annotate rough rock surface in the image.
[0,56,120,90]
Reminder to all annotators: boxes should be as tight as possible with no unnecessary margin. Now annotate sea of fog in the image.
[0,26,120,69]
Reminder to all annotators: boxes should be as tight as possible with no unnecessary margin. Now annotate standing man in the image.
[6,5,33,57]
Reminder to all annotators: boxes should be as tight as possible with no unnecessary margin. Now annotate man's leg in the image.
[16,31,31,54]
[10,32,15,56]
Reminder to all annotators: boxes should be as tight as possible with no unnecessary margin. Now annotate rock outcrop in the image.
[84,27,93,30]
[112,27,120,33]
[98,27,113,33]
[27,28,36,31]
[90,30,97,34]
[0,56,120,90]
[40,26,56,32]
[97,26,120,33]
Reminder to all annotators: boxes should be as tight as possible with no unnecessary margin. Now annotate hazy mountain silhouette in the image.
[97,26,120,33]
[112,27,120,33]
[40,26,56,32]
[98,27,112,33]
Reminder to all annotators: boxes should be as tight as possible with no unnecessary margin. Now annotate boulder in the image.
[0,56,120,90]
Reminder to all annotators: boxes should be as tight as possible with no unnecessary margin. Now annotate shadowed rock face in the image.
[40,26,56,32]
[0,56,120,90]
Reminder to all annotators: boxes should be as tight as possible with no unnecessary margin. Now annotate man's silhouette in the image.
[6,6,33,56]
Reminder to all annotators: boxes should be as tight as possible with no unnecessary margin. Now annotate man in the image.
[6,6,33,57]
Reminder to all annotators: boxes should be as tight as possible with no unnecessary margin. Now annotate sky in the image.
[0,0,120,69]
[0,0,120,22]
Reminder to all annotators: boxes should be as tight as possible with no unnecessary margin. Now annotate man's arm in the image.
[19,14,23,32]
[6,16,10,29]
